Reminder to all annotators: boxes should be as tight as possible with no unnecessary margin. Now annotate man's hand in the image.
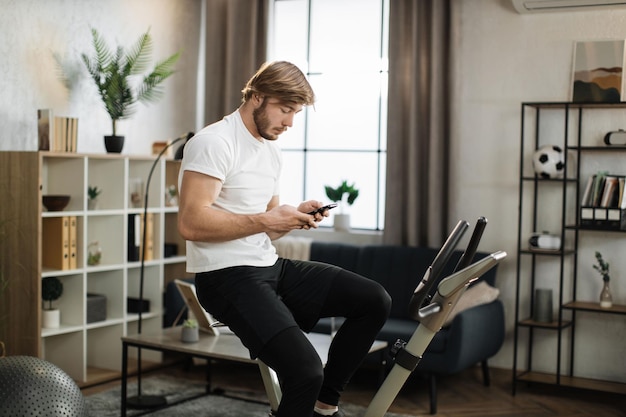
[298,200,332,222]
[266,204,319,232]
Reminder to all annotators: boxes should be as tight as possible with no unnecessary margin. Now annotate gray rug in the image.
[85,376,413,417]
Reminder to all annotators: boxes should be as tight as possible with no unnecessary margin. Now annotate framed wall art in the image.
[572,40,625,103]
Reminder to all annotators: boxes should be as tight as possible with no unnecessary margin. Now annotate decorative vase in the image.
[104,135,124,153]
[600,281,613,308]
[533,288,553,322]
[42,309,60,329]
[333,213,351,231]
[129,178,144,208]
[181,326,199,343]
[88,241,102,266]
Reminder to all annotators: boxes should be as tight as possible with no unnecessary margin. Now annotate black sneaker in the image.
[313,409,345,417]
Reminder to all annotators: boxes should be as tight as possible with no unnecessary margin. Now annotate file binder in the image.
[42,217,70,270]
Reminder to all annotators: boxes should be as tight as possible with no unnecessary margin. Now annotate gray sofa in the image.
[307,242,504,415]
[163,241,504,415]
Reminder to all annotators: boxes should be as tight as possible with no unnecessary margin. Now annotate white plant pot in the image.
[333,213,351,231]
[42,309,60,329]
[181,326,199,343]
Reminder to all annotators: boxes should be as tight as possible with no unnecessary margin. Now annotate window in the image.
[269,0,389,230]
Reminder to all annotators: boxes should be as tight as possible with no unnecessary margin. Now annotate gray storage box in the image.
[87,293,107,323]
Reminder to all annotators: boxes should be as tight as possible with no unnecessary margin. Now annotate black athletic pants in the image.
[195,258,391,417]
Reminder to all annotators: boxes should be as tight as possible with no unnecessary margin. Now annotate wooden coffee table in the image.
[121,326,388,416]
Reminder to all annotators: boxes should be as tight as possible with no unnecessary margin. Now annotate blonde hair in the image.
[242,61,315,106]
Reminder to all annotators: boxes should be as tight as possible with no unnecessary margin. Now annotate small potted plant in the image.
[87,185,102,210]
[593,251,612,308]
[324,180,359,231]
[81,28,180,153]
[181,318,199,343]
[42,276,63,328]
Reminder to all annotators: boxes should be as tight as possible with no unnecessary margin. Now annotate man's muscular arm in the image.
[178,171,319,243]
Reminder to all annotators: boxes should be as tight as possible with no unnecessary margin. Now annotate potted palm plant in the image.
[324,180,359,231]
[81,28,180,153]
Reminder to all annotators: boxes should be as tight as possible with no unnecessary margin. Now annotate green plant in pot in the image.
[324,180,359,231]
[42,276,63,328]
[81,28,180,153]
[181,318,199,343]
[87,185,102,210]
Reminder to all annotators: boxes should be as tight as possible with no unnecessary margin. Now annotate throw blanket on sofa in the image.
[272,236,313,261]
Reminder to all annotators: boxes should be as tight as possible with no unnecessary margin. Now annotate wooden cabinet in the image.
[513,102,626,395]
[0,151,190,386]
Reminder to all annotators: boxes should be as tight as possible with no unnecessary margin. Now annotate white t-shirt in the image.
[179,110,281,272]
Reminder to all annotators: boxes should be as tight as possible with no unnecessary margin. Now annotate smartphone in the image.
[308,203,337,215]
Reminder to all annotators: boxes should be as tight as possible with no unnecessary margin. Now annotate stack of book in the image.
[580,172,626,230]
[42,216,78,270]
[37,109,78,152]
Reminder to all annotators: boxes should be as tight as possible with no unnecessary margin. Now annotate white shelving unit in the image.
[0,151,190,386]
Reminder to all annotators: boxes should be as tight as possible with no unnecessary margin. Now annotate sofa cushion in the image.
[443,281,500,327]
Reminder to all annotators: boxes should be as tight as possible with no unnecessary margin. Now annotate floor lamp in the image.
[127,132,194,409]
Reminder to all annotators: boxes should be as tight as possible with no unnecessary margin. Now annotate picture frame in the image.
[571,40,625,103]
[174,279,221,335]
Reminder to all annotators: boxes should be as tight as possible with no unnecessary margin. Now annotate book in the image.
[37,109,53,151]
[143,213,154,261]
[42,217,70,270]
[591,172,608,207]
[51,116,79,152]
[68,117,78,152]
[600,176,618,207]
[581,175,594,206]
[619,177,626,209]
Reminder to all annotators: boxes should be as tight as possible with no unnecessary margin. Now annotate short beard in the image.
[252,98,277,141]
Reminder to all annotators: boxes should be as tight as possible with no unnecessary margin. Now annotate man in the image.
[178,61,391,417]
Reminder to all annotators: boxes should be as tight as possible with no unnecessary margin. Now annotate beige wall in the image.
[0,0,201,154]
[451,0,626,381]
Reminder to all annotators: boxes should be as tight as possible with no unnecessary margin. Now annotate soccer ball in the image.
[532,145,565,179]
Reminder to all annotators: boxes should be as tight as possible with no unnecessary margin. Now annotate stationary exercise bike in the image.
[259,217,507,416]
